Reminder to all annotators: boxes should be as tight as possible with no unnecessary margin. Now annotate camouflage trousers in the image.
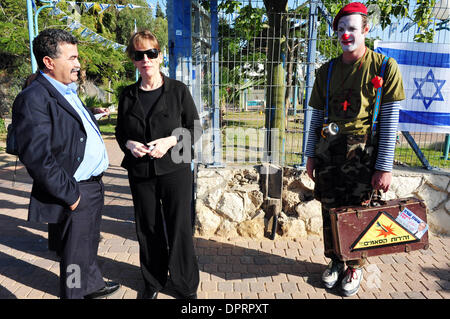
[314,133,377,268]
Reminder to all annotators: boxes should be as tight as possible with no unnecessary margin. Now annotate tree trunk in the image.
[263,0,288,164]
[285,48,294,128]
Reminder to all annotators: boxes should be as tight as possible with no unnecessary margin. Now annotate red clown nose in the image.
[342,34,350,41]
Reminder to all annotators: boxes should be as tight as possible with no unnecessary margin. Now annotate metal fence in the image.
[186,0,450,169]
[216,0,310,167]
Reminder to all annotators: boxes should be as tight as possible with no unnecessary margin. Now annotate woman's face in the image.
[133,39,163,79]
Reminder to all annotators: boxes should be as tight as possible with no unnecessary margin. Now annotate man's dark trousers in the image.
[59,179,106,299]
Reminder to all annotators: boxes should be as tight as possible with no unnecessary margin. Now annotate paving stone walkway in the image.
[0,138,448,299]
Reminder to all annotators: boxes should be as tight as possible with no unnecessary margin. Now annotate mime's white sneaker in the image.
[321,260,345,289]
[341,267,363,297]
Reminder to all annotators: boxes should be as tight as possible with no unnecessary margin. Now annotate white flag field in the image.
[374,41,450,133]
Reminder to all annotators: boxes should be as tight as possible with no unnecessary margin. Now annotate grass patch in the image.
[395,147,449,169]
[97,113,117,136]
[220,111,449,169]
[223,110,265,128]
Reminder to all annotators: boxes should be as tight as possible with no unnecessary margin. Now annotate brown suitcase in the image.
[329,197,430,261]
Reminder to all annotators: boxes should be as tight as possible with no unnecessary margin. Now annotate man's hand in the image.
[92,107,110,116]
[92,107,110,120]
[70,196,80,211]
[371,170,392,193]
[306,157,315,182]
[126,140,152,158]
[147,136,178,159]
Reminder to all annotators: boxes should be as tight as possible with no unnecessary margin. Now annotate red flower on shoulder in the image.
[371,76,384,89]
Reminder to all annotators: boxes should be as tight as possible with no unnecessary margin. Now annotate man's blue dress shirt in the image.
[42,72,109,181]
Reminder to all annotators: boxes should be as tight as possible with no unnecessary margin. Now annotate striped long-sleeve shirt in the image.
[305,102,400,172]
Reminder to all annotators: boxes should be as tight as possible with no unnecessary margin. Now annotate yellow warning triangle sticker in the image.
[351,211,418,251]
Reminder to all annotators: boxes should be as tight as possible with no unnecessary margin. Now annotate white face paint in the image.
[337,14,367,52]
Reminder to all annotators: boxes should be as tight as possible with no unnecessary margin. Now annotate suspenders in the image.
[325,55,389,137]
[371,56,389,138]
[324,59,335,125]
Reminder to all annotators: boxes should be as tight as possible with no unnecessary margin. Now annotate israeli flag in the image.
[375,41,450,133]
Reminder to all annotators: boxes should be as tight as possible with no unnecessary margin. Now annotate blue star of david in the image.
[412,69,446,109]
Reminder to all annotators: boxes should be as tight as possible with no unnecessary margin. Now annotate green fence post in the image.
[443,134,450,160]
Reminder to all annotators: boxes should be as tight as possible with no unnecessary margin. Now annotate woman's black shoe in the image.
[142,290,159,299]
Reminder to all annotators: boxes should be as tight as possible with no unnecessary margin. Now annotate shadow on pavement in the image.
[0,285,16,299]
[0,250,59,297]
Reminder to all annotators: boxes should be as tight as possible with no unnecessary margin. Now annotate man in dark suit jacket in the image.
[12,28,120,299]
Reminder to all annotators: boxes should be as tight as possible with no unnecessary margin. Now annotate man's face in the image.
[337,14,368,52]
[418,222,426,232]
[45,43,81,85]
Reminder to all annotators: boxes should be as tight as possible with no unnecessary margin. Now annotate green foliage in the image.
[412,0,437,43]
[112,78,135,101]
[234,5,266,41]
[323,0,440,43]
[218,1,269,108]
[0,0,168,117]
[80,94,110,109]
[218,0,241,14]
[78,42,125,84]
[333,0,409,30]
[364,0,437,43]
[220,66,264,104]
[156,1,165,19]
[0,118,6,134]
[359,0,407,29]
[151,16,168,50]
[114,2,153,44]
[0,22,29,57]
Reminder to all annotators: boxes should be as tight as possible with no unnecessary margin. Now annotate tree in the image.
[0,0,168,117]
[263,0,288,163]
[156,1,165,19]
[218,1,267,113]
[216,0,444,164]
[0,0,36,116]
[325,0,438,43]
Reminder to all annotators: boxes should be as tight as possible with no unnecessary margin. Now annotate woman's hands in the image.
[126,140,152,158]
[126,136,177,159]
[147,136,177,158]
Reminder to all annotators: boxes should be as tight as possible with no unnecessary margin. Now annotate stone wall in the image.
[194,165,450,239]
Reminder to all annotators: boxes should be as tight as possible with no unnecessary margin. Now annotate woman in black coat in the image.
[115,30,202,299]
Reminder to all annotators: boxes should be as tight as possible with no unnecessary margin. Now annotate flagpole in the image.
[34,0,56,36]
[26,0,37,72]
[443,134,450,160]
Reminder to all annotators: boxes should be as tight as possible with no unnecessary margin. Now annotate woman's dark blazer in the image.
[115,75,202,177]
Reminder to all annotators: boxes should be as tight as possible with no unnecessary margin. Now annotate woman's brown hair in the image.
[126,30,161,60]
